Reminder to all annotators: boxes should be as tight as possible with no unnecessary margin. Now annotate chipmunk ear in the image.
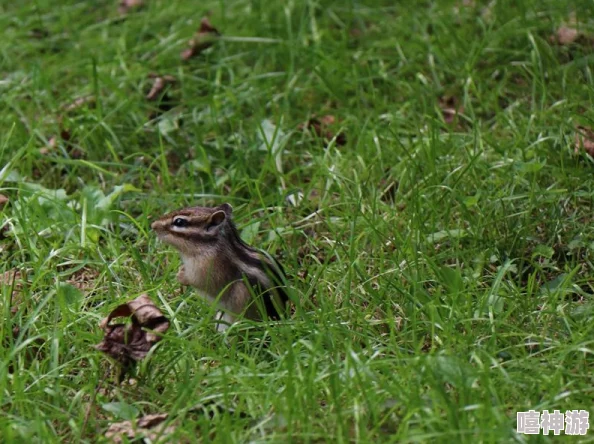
[218,203,233,215]
[206,210,227,232]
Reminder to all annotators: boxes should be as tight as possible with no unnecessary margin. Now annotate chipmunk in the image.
[151,203,288,331]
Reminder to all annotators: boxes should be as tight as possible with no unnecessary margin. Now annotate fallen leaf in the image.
[146,74,176,101]
[105,413,174,443]
[549,14,594,47]
[44,126,84,159]
[66,266,100,293]
[61,96,96,113]
[95,294,170,368]
[118,0,144,15]
[0,269,23,291]
[553,26,579,45]
[439,96,464,124]
[0,194,8,208]
[146,74,178,119]
[299,115,347,147]
[181,17,221,60]
[575,126,594,157]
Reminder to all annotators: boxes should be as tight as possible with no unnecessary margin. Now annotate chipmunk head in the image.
[151,203,233,254]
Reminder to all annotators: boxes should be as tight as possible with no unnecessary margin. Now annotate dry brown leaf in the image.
[181,17,221,60]
[105,413,174,443]
[0,269,23,290]
[146,74,178,119]
[575,126,594,157]
[44,126,84,159]
[95,294,170,368]
[549,15,594,47]
[439,96,464,124]
[146,74,176,101]
[553,26,579,45]
[0,194,8,209]
[118,0,144,15]
[299,115,347,147]
[67,266,100,292]
[1,269,24,319]
[61,96,96,113]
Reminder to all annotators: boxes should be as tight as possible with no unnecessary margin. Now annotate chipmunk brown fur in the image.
[151,203,288,331]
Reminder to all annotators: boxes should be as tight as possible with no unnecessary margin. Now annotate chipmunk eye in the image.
[173,217,189,228]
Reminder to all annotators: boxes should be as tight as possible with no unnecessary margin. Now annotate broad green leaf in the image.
[426,229,467,244]
[101,402,140,420]
[57,283,84,310]
[241,221,261,244]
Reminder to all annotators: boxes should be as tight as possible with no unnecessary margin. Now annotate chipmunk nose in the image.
[151,220,162,231]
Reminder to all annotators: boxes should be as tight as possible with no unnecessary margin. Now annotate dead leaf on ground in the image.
[551,26,580,45]
[439,96,464,125]
[146,74,176,101]
[575,126,594,157]
[0,268,23,320]
[146,74,178,119]
[299,115,347,147]
[0,269,24,292]
[61,96,96,113]
[0,194,8,209]
[181,17,221,60]
[549,14,594,47]
[95,294,170,369]
[46,128,71,147]
[43,124,84,159]
[118,0,144,15]
[67,266,100,293]
[2,269,27,318]
[105,413,175,443]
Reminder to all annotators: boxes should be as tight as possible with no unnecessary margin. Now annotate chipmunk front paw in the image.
[177,265,190,286]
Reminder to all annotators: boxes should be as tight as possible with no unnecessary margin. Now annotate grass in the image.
[1,0,594,442]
